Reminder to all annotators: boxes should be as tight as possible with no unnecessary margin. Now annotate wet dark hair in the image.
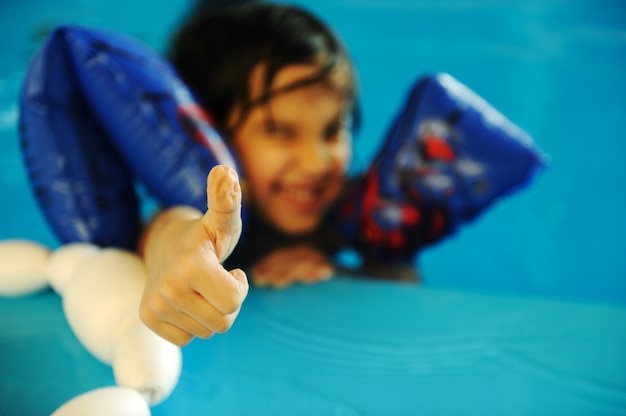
[169,2,360,136]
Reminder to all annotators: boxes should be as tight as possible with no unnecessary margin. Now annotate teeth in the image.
[283,187,318,203]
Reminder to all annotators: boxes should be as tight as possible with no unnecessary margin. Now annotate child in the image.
[20,1,543,348]
[139,2,363,346]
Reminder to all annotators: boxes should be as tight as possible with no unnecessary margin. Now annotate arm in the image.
[139,166,249,346]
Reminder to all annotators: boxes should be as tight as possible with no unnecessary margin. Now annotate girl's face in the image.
[230,64,352,235]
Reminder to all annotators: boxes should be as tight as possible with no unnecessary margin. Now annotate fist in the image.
[139,166,249,346]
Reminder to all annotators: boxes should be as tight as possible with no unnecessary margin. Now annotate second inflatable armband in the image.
[333,73,547,261]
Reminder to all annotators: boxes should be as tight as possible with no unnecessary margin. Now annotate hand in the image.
[139,165,248,346]
[251,245,334,289]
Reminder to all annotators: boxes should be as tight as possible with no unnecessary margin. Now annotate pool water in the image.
[0,0,625,304]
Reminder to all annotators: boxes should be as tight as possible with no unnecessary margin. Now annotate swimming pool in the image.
[0,2,625,415]
[1,0,624,304]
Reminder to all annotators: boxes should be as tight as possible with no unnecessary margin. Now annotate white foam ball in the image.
[48,243,100,295]
[51,386,151,416]
[0,239,50,296]
[113,317,182,405]
[62,248,147,364]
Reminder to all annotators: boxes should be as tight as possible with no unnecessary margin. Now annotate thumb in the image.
[202,165,243,262]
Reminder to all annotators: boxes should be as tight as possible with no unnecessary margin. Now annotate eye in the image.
[264,121,295,140]
[323,120,348,142]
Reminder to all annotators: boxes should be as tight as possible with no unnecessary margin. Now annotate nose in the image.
[296,139,330,176]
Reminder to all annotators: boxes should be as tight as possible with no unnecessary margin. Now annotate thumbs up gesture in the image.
[139,165,248,346]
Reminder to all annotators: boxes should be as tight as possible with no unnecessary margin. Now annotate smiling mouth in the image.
[275,184,325,213]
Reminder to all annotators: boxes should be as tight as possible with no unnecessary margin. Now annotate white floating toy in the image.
[0,240,50,296]
[47,243,100,295]
[0,239,183,415]
[61,247,148,363]
[114,316,183,405]
[51,386,151,416]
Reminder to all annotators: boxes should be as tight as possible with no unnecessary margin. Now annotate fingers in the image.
[202,165,243,262]
[254,262,333,288]
[252,246,334,288]
[179,291,241,334]
[140,267,247,347]
[145,321,193,347]
[190,264,249,315]
[140,298,195,347]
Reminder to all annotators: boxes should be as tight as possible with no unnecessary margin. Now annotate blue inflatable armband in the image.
[332,73,547,260]
[19,25,238,249]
